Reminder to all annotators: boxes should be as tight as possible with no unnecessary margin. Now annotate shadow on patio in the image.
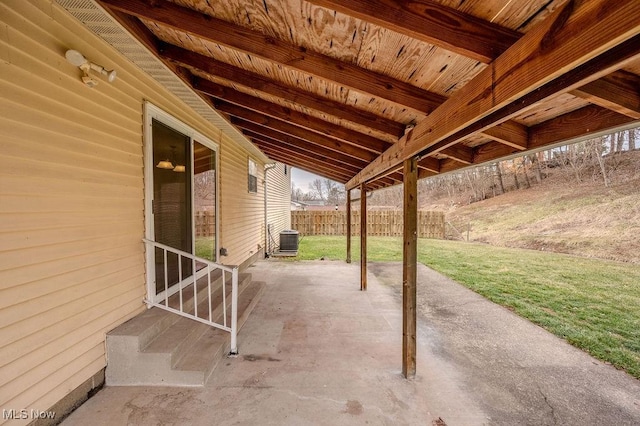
[63,260,640,425]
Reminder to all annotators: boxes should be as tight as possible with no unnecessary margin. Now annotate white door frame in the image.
[143,102,220,298]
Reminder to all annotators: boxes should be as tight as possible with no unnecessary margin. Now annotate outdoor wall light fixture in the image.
[65,49,117,88]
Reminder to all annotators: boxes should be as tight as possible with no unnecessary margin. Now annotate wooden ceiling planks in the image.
[514,95,591,127]
[436,0,564,32]
[97,0,640,191]
[345,0,640,189]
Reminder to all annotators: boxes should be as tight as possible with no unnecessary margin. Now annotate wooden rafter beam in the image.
[193,76,391,154]
[254,140,352,182]
[529,104,637,150]
[246,126,400,187]
[161,44,405,138]
[237,120,399,189]
[253,138,350,175]
[571,70,640,119]
[159,25,549,157]
[103,0,598,161]
[436,105,637,175]
[100,0,446,113]
[251,143,355,181]
[219,103,378,162]
[471,142,521,166]
[240,128,365,174]
[439,145,474,164]
[418,156,440,173]
[481,121,529,151]
[418,168,437,180]
[306,0,520,63]
[347,0,640,190]
[231,117,367,171]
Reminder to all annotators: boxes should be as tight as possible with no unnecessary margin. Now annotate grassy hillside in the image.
[425,151,640,264]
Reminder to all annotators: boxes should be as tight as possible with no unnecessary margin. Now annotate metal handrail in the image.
[142,238,239,354]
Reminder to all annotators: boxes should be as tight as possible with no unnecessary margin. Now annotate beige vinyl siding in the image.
[0,0,268,422]
[218,142,266,266]
[266,163,292,252]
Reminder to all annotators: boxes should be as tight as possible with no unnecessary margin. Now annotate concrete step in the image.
[173,281,267,385]
[106,276,266,386]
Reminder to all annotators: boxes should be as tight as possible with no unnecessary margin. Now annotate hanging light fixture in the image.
[156,159,174,169]
[156,145,184,171]
[157,145,176,169]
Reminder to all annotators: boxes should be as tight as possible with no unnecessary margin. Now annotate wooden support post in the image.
[402,156,418,378]
[360,183,367,291]
[346,189,352,264]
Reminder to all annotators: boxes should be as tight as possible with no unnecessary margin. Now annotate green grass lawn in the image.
[195,237,215,261]
[294,235,640,379]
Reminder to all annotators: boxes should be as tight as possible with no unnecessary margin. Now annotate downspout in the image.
[264,163,277,257]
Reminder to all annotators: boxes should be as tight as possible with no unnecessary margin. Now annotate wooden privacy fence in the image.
[195,210,215,237]
[291,210,445,239]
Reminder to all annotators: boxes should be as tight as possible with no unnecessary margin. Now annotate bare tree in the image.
[494,162,506,194]
[308,178,326,202]
[511,159,521,189]
[590,137,610,187]
[529,153,543,184]
[325,179,345,206]
[630,129,637,150]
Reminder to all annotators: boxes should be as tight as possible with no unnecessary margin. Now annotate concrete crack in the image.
[538,386,558,425]
[434,300,485,310]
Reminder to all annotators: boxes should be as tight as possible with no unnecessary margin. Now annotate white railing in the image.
[143,239,239,354]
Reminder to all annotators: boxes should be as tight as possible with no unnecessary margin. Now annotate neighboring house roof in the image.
[66,1,640,190]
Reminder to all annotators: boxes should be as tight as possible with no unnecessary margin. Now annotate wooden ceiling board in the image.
[506,0,570,32]
[514,95,591,127]
[461,134,491,149]
[149,20,429,125]
[191,69,400,144]
[179,0,366,62]
[425,57,486,96]
[150,22,354,105]
[622,60,640,75]
[344,91,425,124]
[435,0,565,32]
[97,0,640,190]
[353,23,486,99]
[131,1,451,112]
[356,25,447,87]
[187,0,485,104]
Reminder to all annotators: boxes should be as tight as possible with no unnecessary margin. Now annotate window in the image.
[144,102,219,301]
[248,158,258,193]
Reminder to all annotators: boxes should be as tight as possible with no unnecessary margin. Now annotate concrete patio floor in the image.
[63,260,640,425]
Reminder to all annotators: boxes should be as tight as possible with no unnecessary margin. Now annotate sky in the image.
[291,168,323,192]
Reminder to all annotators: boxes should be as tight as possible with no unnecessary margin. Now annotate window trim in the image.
[143,101,220,268]
[248,157,258,193]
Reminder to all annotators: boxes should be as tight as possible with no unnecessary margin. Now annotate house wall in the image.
[0,0,269,422]
[219,145,266,266]
[266,163,292,253]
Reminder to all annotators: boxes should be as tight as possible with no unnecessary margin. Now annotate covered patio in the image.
[82,0,640,379]
[63,260,640,425]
